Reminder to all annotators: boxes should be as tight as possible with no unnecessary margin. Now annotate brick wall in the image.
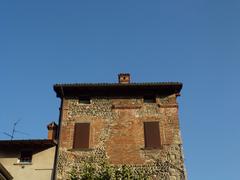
[56,94,186,180]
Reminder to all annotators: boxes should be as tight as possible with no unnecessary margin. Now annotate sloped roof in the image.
[54,82,182,87]
[53,82,183,98]
[0,139,56,148]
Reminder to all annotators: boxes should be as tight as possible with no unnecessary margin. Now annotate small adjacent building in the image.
[0,122,57,180]
[53,74,187,179]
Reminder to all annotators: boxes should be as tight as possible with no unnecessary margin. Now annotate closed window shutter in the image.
[144,122,161,148]
[73,123,90,149]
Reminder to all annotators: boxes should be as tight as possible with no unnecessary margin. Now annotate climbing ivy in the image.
[60,147,184,180]
[68,162,149,180]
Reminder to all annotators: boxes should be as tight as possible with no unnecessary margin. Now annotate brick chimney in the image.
[47,122,58,140]
[118,73,130,84]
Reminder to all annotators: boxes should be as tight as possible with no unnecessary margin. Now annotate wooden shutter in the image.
[144,122,161,148]
[73,123,90,149]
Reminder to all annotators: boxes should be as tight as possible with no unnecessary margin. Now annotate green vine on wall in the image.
[57,147,185,180]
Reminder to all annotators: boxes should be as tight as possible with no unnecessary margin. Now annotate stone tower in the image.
[53,74,186,179]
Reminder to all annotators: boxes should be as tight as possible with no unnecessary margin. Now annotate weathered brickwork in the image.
[56,94,186,179]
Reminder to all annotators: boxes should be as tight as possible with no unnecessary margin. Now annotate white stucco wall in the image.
[0,146,56,180]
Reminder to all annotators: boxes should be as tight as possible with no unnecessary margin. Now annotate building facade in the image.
[0,122,57,180]
[54,74,186,180]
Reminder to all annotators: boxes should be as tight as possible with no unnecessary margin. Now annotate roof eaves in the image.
[0,139,57,146]
[54,82,182,87]
[53,82,183,98]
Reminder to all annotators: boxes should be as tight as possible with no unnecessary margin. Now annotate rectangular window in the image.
[144,96,156,103]
[144,122,161,149]
[73,123,90,149]
[79,97,91,104]
[20,151,32,163]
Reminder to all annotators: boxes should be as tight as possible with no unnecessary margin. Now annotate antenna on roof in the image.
[3,119,29,140]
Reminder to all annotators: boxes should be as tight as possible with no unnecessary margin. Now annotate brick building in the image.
[53,74,186,179]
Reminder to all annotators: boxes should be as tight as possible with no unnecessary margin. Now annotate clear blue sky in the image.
[0,1,239,179]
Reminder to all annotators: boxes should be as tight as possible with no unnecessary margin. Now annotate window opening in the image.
[20,151,32,163]
[144,96,156,103]
[73,123,90,149]
[79,97,91,104]
[144,121,161,149]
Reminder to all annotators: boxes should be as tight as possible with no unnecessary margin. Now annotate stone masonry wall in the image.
[56,94,186,180]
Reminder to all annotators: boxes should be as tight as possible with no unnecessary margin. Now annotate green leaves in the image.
[66,147,183,180]
[68,161,149,180]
